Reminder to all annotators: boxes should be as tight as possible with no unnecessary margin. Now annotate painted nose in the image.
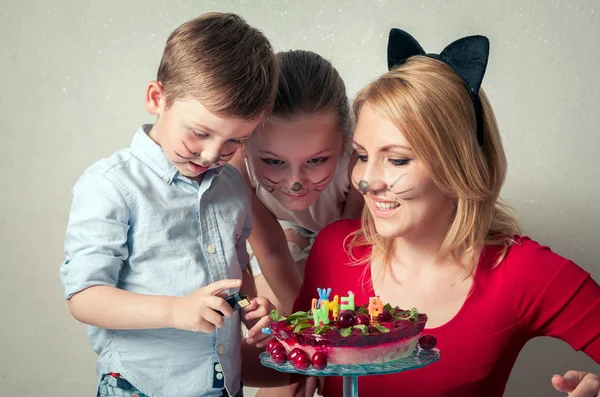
[289,167,309,189]
[357,178,386,194]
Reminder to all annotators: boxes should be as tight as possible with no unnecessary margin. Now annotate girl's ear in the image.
[340,128,351,156]
[240,143,249,159]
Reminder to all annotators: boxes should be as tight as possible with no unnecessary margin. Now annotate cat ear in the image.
[387,28,426,70]
[439,35,490,96]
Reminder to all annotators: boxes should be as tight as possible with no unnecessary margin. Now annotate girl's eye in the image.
[192,130,209,139]
[357,155,368,162]
[389,158,411,166]
[227,139,241,145]
[307,157,330,165]
[260,158,285,166]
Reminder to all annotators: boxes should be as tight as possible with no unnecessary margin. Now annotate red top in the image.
[293,220,600,397]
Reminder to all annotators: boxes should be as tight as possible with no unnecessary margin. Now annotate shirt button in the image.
[217,345,224,354]
[162,175,169,183]
[207,245,216,254]
[216,373,223,380]
[215,363,222,372]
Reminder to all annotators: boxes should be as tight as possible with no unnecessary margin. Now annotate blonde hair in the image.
[157,13,279,120]
[349,56,521,274]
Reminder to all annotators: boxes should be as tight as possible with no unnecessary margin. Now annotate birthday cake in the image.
[265,289,436,370]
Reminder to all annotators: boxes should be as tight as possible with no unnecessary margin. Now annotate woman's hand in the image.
[552,370,600,396]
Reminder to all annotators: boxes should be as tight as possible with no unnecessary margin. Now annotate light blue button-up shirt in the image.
[60,125,251,397]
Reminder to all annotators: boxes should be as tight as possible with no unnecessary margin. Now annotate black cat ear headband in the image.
[387,28,490,146]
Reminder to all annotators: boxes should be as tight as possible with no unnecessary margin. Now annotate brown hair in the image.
[157,13,279,120]
[270,50,351,137]
[349,56,521,274]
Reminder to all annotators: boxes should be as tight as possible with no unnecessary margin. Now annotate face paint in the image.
[358,180,369,193]
[260,177,278,193]
[309,172,333,192]
[352,164,415,203]
[258,171,334,196]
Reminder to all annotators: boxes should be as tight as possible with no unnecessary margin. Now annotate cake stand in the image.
[260,347,440,397]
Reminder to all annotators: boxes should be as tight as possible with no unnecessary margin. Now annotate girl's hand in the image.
[242,296,274,347]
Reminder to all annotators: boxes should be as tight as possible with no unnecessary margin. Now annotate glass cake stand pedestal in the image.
[259,348,440,397]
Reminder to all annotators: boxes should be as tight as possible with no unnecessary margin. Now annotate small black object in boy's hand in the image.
[215,293,251,316]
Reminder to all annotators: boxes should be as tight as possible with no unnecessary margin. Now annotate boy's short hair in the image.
[157,12,279,120]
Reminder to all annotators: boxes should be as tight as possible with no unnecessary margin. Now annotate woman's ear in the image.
[145,81,166,116]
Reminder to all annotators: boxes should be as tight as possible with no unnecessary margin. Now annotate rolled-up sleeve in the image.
[60,171,131,299]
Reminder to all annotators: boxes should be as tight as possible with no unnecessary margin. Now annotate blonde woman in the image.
[285,29,600,396]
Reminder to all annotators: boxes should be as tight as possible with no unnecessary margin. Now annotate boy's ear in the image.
[145,81,166,115]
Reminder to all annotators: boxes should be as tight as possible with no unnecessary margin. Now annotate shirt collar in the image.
[131,124,224,186]
[131,124,178,184]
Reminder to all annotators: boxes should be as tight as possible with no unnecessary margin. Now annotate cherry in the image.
[290,349,310,370]
[270,345,286,358]
[354,313,370,326]
[377,309,392,322]
[311,352,328,370]
[271,351,287,365]
[288,348,304,362]
[418,335,437,350]
[267,339,283,353]
[338,311,356,328]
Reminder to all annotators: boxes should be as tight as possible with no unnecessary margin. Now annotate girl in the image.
[232,50,363,315]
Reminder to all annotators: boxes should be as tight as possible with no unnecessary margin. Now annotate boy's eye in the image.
[220,150,237,158]
[192,130,209,138]
[260,158,285,166]
[389,158,411,166]
[227,139,242,145]
[307,157,330,165]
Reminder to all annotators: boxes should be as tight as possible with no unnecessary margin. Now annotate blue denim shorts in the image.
[97,373,244,397]
[97,374,149,397]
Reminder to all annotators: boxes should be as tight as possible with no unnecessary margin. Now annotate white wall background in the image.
[1,0,598,395]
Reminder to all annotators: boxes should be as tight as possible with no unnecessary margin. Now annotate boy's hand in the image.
[170,279,242,333]
[241,296,274,347]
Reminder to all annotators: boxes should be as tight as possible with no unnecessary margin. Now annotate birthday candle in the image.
[368,296,383,323]
[317,287,331,308]
[323,295,340,320]
[313,301,330,326]
[340,291,355,311]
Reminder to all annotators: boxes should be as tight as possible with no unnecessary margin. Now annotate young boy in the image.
[60,13,279,397]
